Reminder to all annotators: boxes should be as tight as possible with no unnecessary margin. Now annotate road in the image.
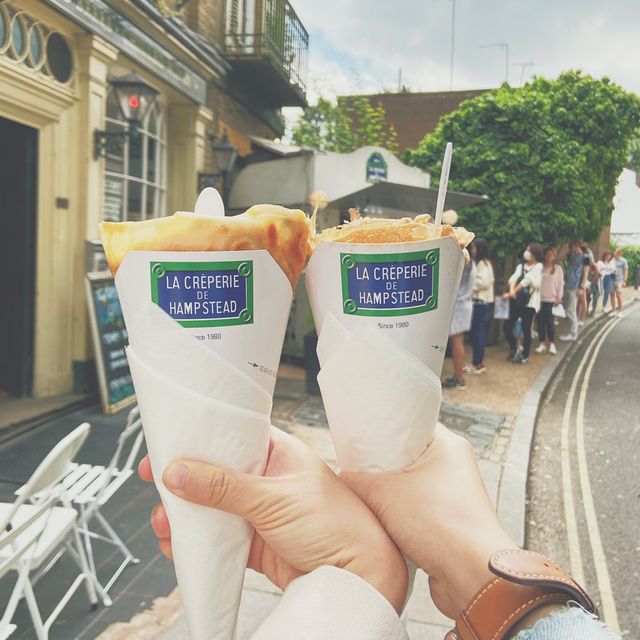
[528,303,640,638]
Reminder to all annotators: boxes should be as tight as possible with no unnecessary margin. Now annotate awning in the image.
[328,180,488,214]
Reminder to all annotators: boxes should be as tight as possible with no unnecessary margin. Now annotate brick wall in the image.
[182,0,224,47]
[340,89,490,154]
[201,87,279,172]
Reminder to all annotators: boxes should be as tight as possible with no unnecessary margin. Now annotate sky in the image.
[284,0,640,231]
[290,0,640,101]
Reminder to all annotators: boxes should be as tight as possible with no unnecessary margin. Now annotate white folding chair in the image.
[66,407,144,606]
[0,423,98,640]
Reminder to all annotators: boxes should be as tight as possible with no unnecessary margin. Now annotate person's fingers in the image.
[150,503,171,539]
[163,459,271,520]
[138,455,153,482]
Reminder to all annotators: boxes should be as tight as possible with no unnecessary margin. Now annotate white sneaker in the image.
[549,343,557,355]
[559,333,576,342]
[535,344,546,353]
[578,320,585,326]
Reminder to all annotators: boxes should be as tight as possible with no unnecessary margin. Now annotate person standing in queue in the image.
[443,257,476,389]
[535,247,563,355]
[611,247,628,315]
[503,243,544,364]
[560,241,589,341]
[468,238,494,375]
[598,250,615,312]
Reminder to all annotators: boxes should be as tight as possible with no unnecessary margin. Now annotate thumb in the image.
[163,459,266,520]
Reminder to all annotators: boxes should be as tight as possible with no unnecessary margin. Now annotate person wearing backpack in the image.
[502,243,544,364]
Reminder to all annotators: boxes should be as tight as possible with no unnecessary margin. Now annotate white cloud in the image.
[291,0,640,95]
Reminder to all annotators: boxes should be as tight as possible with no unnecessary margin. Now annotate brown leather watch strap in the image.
[444,549,597,640]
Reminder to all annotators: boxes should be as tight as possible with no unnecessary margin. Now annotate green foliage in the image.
[292,96,399,155]
[405,71,640,257]
[617,245,640,285]
[628,134,640,172]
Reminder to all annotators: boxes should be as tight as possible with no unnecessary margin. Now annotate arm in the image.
[252,567,409,640]
[505,266,521,298]
[342,425,610,639]
[555,267,564,303]
[580,262,590,289]
[517,264,542,294]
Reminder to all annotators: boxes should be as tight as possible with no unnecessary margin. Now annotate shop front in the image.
[0,0,222,399]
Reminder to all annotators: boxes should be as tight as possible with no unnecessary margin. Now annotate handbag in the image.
[514,264,531,305]
[552,303,566,318]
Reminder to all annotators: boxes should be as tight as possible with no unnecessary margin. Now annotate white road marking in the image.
[560,319,615,587]
[576,318,621,632]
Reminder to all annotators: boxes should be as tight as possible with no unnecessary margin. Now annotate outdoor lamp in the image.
[211,131,238,176]
[94,73,159,159]
[197,131,239,201]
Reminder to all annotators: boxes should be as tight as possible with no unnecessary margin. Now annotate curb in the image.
[495,303,636,547]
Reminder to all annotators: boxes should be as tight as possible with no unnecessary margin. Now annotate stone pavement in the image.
[98,369,511,640]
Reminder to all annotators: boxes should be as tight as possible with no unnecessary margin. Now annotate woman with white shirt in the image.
[535,247,563,355]
[469,239,494,374]
[598,250,615,312]
[502,243,544,364]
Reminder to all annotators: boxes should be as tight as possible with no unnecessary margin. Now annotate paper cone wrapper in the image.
[307,237,463,473]
[115,250,293,640]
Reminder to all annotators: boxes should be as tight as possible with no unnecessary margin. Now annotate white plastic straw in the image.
[434,142,453,226]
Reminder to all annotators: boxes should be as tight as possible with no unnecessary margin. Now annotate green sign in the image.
[340,250,439,317]
[366,152,388,183]
[150,261,254,328]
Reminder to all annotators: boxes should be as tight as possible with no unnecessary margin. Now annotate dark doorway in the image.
[0,117,38,397]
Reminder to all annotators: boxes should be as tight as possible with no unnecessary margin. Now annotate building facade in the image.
[0,0,307,399]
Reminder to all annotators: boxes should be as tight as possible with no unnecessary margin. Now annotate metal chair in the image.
[0,423,98,640]
[71,406,144,605]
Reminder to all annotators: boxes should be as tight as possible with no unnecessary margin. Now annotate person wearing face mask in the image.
[502,243,544,364]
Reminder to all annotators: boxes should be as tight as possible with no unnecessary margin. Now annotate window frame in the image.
[103,93,167,222]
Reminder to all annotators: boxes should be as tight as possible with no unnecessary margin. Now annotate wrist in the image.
[508,603,567,637]
[348,552,408,614]
[436,527,517,614]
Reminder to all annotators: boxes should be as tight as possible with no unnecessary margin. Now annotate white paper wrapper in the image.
[307,235,464,472]
[115,250,292,640]
[317,316,441,472]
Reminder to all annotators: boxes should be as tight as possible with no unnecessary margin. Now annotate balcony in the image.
[224,0,308,108]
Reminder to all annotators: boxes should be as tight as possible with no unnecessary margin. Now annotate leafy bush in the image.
[406,71,640,256]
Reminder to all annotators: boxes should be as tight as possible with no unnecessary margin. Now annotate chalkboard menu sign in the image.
[85,272,136,414]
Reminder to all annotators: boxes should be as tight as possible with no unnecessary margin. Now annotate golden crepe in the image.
[100,205,312,289]
[312,209,474,249]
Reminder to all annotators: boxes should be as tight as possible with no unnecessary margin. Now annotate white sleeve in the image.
[252,566,409,640]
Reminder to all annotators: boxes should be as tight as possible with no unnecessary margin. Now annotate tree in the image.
[405,71,640,256]
[292,96,399,155]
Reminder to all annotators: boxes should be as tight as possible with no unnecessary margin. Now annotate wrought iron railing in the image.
[225,0,308,96]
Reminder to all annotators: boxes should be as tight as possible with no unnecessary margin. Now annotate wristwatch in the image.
[444,549,596,640]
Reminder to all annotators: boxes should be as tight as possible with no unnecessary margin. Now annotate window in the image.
[103,89,166,222]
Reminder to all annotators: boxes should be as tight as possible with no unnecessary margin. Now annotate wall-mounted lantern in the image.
[94,73,159,159]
